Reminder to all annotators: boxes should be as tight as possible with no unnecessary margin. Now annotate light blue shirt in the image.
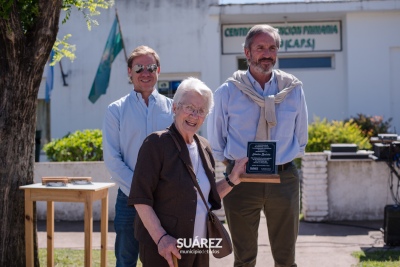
[103,89,173,196]
[207,70,308,165]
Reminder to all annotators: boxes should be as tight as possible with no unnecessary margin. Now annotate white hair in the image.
[173,77,214,113]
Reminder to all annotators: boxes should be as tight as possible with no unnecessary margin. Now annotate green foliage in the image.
[43,129,103,162]
[345,113,393,139]
[52,34,76,64]
[51,0,114,64]
[0,0,39,33]
[352,250,400,267]
[0,0,114,65]
[62,0,114,30]
[39,249,118,266]
[17,0,39,32]
[0,1,13,19]
[306,117,371,152]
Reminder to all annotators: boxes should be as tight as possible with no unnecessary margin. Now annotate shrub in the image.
[345,113,392,139]
[306,117,371,152]
[43,129,103,162]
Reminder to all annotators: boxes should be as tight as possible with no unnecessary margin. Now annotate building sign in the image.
[222,21,341,54]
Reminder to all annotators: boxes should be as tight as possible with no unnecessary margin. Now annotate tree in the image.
[0,1,111,265]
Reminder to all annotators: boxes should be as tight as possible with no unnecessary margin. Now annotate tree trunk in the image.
[0,1,62,266]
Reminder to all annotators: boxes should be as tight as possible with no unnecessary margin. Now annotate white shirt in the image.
[102,90,173,196]
[187,141,211,241]
[207,70,308,164]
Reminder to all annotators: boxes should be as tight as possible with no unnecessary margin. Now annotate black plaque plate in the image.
[246,141,277,174]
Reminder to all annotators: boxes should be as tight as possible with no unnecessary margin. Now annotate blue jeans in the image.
[114,188,139,267]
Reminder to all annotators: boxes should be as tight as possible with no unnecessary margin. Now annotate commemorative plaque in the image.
[240,141,280,183]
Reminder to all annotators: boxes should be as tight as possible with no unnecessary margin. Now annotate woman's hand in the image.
[134,204,181,266]
[217,157,248,198]
[229,157,248,185]
[157,234,181,267]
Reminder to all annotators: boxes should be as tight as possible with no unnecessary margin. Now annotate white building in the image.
[37,0,400,149]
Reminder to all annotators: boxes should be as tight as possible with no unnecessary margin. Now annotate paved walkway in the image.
[38,219,392,266]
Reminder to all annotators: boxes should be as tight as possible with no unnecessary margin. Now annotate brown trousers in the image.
[224,162,299,267]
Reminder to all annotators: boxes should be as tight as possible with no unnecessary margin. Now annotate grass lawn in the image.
[39,248,143,267]
[352,249,400,267]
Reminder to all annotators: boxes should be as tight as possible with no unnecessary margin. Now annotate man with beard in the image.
[207,25,308,267]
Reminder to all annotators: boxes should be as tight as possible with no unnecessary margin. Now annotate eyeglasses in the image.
[178,103,207,117]
[132,64,158,73]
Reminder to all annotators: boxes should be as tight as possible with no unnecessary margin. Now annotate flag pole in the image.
[115,8,128,63]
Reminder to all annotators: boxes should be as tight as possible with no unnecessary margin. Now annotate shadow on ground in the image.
[299,220,383,236]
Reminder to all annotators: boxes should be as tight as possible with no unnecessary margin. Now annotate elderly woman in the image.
[128,77,247,267]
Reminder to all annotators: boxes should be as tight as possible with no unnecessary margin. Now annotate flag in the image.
[88,16,123,103]
[45,50,55,102]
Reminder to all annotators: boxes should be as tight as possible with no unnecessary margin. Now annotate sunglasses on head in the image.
[132,64,158,73]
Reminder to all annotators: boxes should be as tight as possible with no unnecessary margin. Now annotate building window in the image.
[238,58,248,70]
[278,57,332,69]
[158,80,182,98]
[238,56,333,70]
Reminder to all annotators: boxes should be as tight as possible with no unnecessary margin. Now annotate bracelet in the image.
[224,172,235,187]
[157,233,168,246]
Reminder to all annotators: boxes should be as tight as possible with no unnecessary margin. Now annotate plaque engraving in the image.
[240,141,280,183]
[246,141,277,174]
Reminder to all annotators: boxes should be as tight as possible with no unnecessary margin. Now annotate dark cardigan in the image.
[128,123,221,246]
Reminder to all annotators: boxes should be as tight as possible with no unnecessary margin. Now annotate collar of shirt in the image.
[246,69,278,96]
[130,88,161,103]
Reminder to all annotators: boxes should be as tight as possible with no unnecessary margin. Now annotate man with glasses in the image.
[103,45,174,267]
[207,25,308,267]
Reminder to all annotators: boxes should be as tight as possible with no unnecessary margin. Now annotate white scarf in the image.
[226,69,302,140]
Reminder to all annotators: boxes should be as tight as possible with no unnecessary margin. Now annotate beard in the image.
[248,54,275,75]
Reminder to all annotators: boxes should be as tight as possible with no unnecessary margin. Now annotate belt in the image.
[277,161,293,172]
[226,159,235,166]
